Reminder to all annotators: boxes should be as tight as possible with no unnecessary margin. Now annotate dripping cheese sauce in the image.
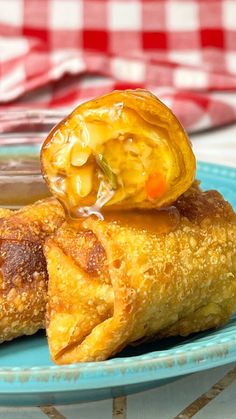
[45,131,181,234]
[67,206,180,235]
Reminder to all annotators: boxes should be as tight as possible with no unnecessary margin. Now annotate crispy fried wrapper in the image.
[0,198,65,342]
[45,186,236,363]
[0,209,12,219]
[41,89,196,217]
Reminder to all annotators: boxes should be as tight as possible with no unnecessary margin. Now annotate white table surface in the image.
[2,123,236,418]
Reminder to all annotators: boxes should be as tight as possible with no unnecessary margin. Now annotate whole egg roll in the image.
[41,90,196,217]
[0,198,65,342]
[45,185,236,364]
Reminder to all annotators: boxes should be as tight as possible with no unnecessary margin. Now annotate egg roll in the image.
[45,185,236,364]
[0,198,65,342]
[41,89,196,217]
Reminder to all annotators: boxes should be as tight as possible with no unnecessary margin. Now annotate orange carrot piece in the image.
[145,173,166,200]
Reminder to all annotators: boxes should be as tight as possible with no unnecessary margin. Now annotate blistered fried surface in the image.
[0,208,12,219]
[54,222,108,278]
[45,187,236,363]
[0,198,65,342]
[176,184,234,223]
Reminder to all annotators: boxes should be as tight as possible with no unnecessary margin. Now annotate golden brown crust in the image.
[45,187,236,364]
[0,240,47,294]
[0,198,64,242]
[176,184,235,223]
[54,223,108,278]
[0,208,12,219]
[0,198,65,342]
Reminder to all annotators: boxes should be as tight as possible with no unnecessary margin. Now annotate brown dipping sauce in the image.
[0,154,50,208]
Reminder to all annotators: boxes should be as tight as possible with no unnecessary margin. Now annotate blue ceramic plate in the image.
[0,161,236,406]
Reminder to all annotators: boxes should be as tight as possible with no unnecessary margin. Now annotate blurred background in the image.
[0,0,236,133]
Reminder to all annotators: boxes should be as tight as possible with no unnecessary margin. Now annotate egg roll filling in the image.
[41,90,196,218]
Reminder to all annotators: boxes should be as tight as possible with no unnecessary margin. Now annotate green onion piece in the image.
[96,154,118,190]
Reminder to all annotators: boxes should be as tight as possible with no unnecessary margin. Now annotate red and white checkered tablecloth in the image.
[1,0,236,132]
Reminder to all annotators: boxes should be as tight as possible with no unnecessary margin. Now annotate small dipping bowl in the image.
[0,110,66,208]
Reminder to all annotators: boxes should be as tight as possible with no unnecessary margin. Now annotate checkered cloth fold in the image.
[1,0,236,132]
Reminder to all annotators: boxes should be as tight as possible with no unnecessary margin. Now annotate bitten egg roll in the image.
[0,198,65,342]
[41,90,196,217]
[45,185,236,363]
